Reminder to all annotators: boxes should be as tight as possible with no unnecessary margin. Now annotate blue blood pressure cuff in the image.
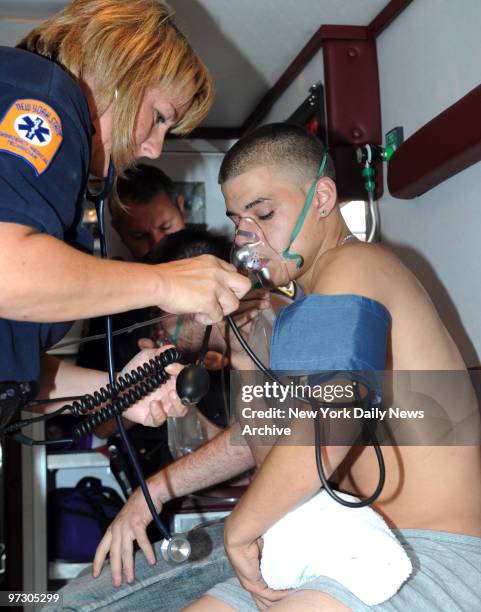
[269,294,390,403]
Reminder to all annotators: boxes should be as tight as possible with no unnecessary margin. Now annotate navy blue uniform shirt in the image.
[0,46,93,384]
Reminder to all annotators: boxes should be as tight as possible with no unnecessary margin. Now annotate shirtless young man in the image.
[60,124,481,611]
[189,123,481,610]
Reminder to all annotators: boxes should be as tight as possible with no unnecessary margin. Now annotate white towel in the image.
[260,490,412,606]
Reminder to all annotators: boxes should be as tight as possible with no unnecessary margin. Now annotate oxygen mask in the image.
[231,217,290,289]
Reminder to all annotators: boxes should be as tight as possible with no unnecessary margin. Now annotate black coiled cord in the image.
[66,349,178,437]
[71,348,181,441]
[68,349,180,418]
[0,349,181,444]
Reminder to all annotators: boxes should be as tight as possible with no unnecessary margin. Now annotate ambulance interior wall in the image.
[376,0,481,366]
[261,4,481,366]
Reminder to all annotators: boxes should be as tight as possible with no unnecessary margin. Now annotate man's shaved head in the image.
[219,122,335,188]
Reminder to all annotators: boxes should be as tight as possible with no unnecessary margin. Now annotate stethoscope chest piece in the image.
[160,534,191,563]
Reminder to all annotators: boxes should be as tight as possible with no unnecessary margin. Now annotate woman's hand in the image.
[155,255,251,324]
[119,347,187,426]
[224,516,290,609]
[92,483,161,586]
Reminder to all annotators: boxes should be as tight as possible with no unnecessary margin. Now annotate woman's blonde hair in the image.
[18,0,213,171]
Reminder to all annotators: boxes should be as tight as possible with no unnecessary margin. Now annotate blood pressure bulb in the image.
[231,217,290,289]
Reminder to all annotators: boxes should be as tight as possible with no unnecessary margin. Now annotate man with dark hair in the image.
[145,226,232,264]
[110,163,186,259]
[118,164,177,203]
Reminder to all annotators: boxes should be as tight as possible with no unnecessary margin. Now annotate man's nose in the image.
[149,229,165,249]
[235,218,260,246]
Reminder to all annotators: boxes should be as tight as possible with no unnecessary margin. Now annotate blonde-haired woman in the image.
[0,1,249,424]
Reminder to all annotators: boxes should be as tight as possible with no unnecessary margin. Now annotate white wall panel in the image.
[377,0,481,365]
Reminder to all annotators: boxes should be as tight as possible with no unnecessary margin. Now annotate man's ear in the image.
[176,194,185,214]
[313,177,337,217]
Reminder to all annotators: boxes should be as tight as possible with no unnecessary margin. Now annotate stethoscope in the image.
[87,158,207,563]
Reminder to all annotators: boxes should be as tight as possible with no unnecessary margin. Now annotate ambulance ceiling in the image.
[0,0,393,131]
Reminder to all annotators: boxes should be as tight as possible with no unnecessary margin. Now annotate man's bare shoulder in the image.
[312,241,409,307]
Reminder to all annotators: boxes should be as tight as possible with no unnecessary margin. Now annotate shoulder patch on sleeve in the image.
[0,98,63,176]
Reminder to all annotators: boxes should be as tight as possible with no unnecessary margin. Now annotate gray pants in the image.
[53,525,481,611]
[52,523,233,611]
[207,528,481,612]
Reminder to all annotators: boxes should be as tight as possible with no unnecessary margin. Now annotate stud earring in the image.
[320,209,327,217]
